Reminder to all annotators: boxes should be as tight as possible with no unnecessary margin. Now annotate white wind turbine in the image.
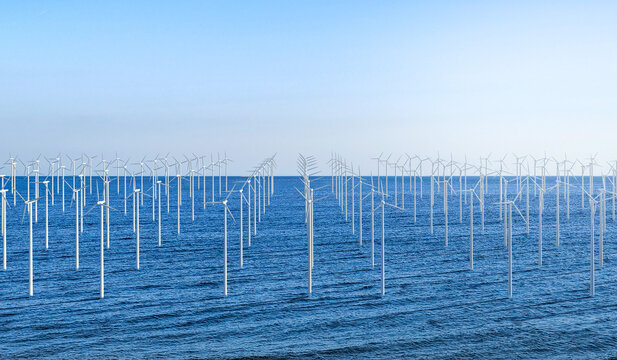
[460,185,480,269]
[383,154,392,195]
[40,180,50,249]
[494,173,530,297]
[65,180,84,269]
[126,187,142,269]
[166,173,184,235]
[97,200,106,297]
[226,184,249,267]
[83,186,120,299]
[207,191,236,296]
[533,177,546,266]
[497,155,507,220]
[210,153,216,202]
[60,165,66,212]
[102,170,112,248]
[24,198,38,296]
[296,154,328,293]
[439,177,454,246]
[0,184,7,270]
[582,188,602,296]
[362,174,380,266]
[218,152,222,197]
[11,157,18,207]
[33,159,40,223]
[115,153,121,194]
[86,154,96,195]
[122,161,132,215]
[223,153,232,193]
[15,188,42,296]
[427,157,436,234]
[370,183,403,296]
[356,167,367,247]
[372,153,383,193]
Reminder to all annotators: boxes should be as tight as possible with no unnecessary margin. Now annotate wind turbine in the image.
[370,186,403,295]
[65,180,83,269]
[83,190,119,298]
[115,153,121,194]
[460,187,479,269]
[0,187,7,270]
[15,189,42,296]
[207,191,236,296]
[127,188,142,269]
[296,154,328,293]
[157,180,162,246]
[372,153,383,193]
[226,184,251,268]
[98,200,106,298]
[41,180,50,249]
[223,153,232,193]
[24,199,37,296]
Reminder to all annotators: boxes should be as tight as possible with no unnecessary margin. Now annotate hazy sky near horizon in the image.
[2,1,617,174]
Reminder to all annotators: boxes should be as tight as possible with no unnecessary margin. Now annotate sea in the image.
[0,175,615,359]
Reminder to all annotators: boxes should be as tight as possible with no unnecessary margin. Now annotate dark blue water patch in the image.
[0,175,615,358]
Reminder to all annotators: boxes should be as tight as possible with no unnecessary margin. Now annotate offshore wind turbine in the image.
[536,178,545,266]
[506,201,513,298]
[370,187,403,295]
[588,192,598,296]
[42,180,49,249]
[174,174,182,234]
[554,158,561,246]
[351,163,355,233]
[440,177,452,246]
[102,170,112,248]
[61,165,66,212]
[226,184,250,267]
[66,181,82,269]
[14,187,41,296]
[460,188,477,269]
[140,157,146,206]
[428,158,435,234]
[86,154,96,195]
[208,190,236,296]
[24,199,37,296]
[123,162,131,215]
[98,200,106,297]
[296,154,327,293]
[599,189,605,268]
[370,175,375,266]
[218,153,222,197]
[210,153,216,202]
[372,153,383,193]
[33,161,40,223]
[115,153,121,194]
[223,153,232,193]
[45,158,55,205]
[157,180,162,246]
[383,154,392,195]
[1,187,6,270]
[357,167,364,246]
[201,159,208,210]
[127,188,142,269]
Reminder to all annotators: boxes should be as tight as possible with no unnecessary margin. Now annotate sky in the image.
[1,1,617,175]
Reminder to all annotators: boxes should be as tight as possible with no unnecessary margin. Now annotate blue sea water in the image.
[0,175,616,359]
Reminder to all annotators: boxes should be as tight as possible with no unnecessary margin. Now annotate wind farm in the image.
[3,153,617,358]
[5,0,617,358]
[0,150,615,356]
[1,153,614,300]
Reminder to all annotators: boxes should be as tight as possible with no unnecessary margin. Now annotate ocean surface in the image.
[1,175,616,359]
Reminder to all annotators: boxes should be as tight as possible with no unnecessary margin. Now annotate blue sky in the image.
[2,1,617,174]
